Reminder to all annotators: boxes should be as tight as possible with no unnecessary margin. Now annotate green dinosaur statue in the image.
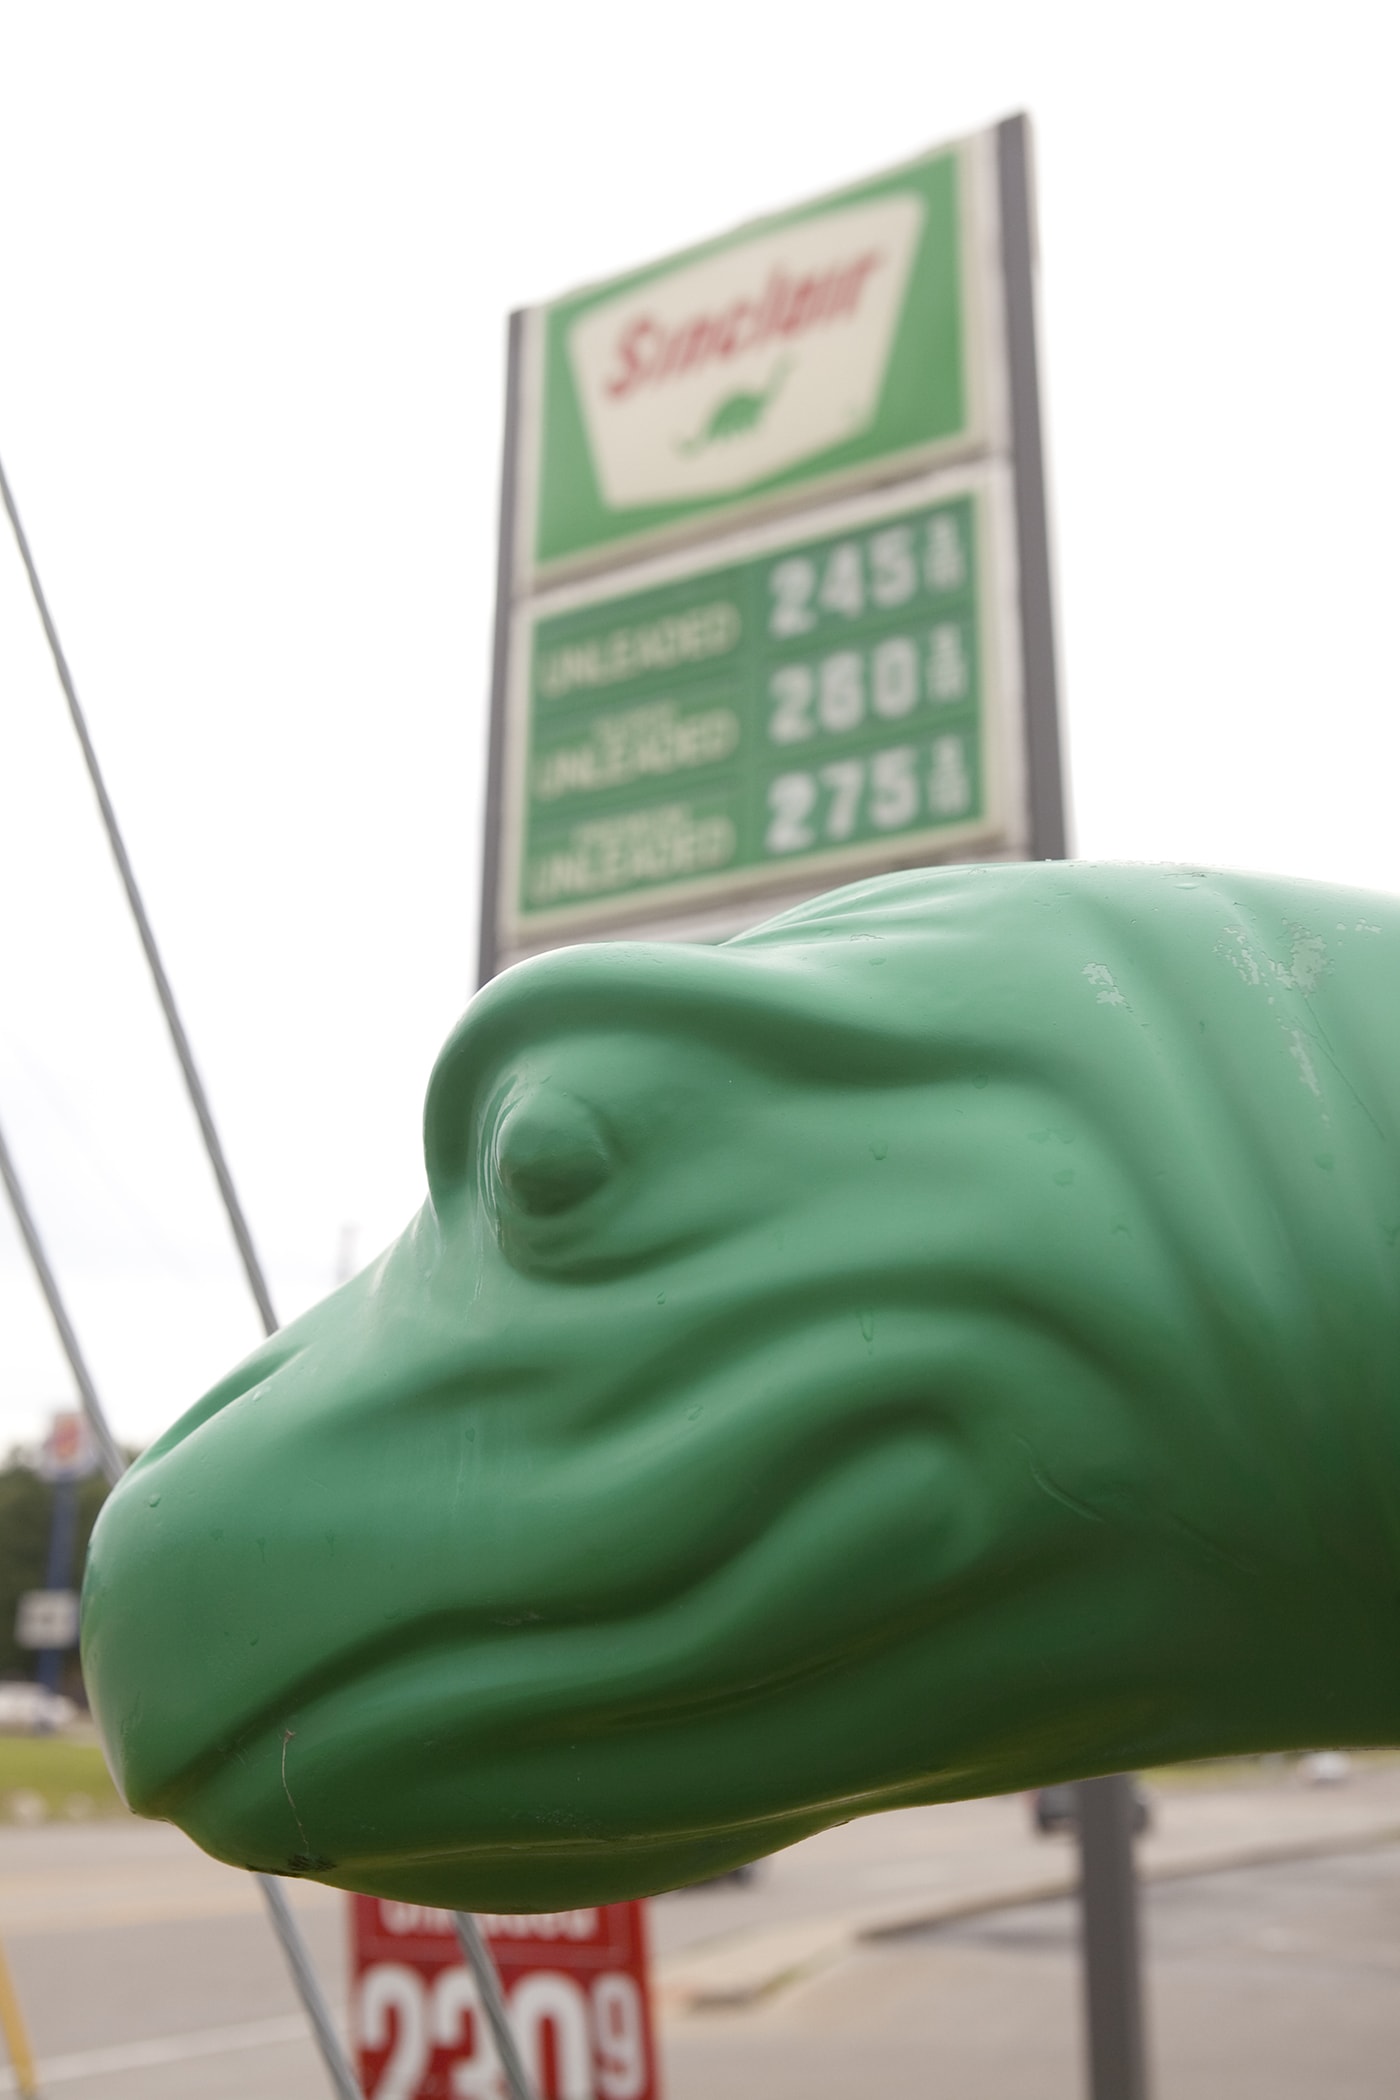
[81,862,1400,1911]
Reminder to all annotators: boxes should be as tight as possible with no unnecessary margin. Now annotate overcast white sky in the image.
[2,1,1398,1456]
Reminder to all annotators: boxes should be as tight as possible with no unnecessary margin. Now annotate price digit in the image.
[817,651,864,734]
[430,1970,500,2100]
[766,773,817,853]
[593,1973,648,2100]
[359,1966,430,2100]
[512,1973,593,2100]
[872,637,918,719]
[769,557,817,637]
[868,525,917,607]
[819,541,864,619]
[819,759,864,840]
[870,746,918,830]
[768,664,816,744]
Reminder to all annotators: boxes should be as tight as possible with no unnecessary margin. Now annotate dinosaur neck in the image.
[1119,929,1400,1765]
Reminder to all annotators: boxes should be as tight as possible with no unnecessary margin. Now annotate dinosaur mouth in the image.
[94,1252,1081,1903]
[147,1334,993,1887]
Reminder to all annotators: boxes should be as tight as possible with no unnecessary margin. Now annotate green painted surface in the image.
[536,150,968,570]
[678,356,794,455]
[519,494,987,931]
[82,864,1400,1910]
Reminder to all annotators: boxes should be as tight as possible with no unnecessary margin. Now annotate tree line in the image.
[0,1460,113,1698]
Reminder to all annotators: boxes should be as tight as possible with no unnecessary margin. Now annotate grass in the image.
[0,1734,128,1823]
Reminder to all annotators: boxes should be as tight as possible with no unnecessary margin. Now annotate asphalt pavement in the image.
[663,1846,1400,2100]
[4,1763,1400,2097]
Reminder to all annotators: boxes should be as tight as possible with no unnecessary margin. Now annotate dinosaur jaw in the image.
[147,1524,1226,1911]
[82,1243,1255,1903]
[87,1420,983,1897]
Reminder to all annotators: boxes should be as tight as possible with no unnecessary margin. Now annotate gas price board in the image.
[480,115,1061,977]
[351,1897,659,2100]
[501,479,1006,945]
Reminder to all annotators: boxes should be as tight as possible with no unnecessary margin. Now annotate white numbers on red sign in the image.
[359,1965,430,2100]
[356,1962,649,2100]
[592,1975,648,2100]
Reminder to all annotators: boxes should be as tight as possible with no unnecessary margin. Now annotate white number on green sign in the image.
[766,515,966,640]
[766,627,970,745]
[764,734,971,854]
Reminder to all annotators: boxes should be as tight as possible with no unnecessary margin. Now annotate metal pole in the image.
[260,1875,361,2099]
[996,120,1147,2100]
[453,1914,538,2100]
[0,1112,360,2100]
[0,446,278,1336]
[1077,1775,1150,2100]
[476,308,525,990]
[997,112,1070,862]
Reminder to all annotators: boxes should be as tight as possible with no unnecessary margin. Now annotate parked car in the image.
[0,1681,78,1734]
[687,1860,764,1889]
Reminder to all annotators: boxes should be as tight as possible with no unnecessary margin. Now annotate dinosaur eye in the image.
[493,1089,613,1218]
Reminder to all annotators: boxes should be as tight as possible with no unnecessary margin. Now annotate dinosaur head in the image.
[81,864,1400,1908]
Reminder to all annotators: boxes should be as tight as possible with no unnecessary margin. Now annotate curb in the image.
[657,1818,1400,2013]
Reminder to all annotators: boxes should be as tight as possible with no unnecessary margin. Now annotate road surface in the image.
[3,1766,1400,2096]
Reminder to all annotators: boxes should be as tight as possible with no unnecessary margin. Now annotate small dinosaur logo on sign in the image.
[678,359,792,456]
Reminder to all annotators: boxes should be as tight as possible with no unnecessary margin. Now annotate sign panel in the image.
[15,1589,80,1650]
[351,1897,660,2100]
[527,140,989,581]
[501,473,1011,948]
[482,115,1063,981]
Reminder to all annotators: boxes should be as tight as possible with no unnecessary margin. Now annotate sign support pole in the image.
[1000,119,1150,2099]
[1077,1775,1151,2100]
[478,309,524,990]
[997,113,1068,860]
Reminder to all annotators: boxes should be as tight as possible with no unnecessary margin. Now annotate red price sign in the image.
[350,1896,661,2100]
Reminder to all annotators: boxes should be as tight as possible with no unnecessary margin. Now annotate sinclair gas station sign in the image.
[480,116,1062,977]
[528,149,977,572]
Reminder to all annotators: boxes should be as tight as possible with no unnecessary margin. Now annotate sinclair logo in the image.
[566,192,925,510]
